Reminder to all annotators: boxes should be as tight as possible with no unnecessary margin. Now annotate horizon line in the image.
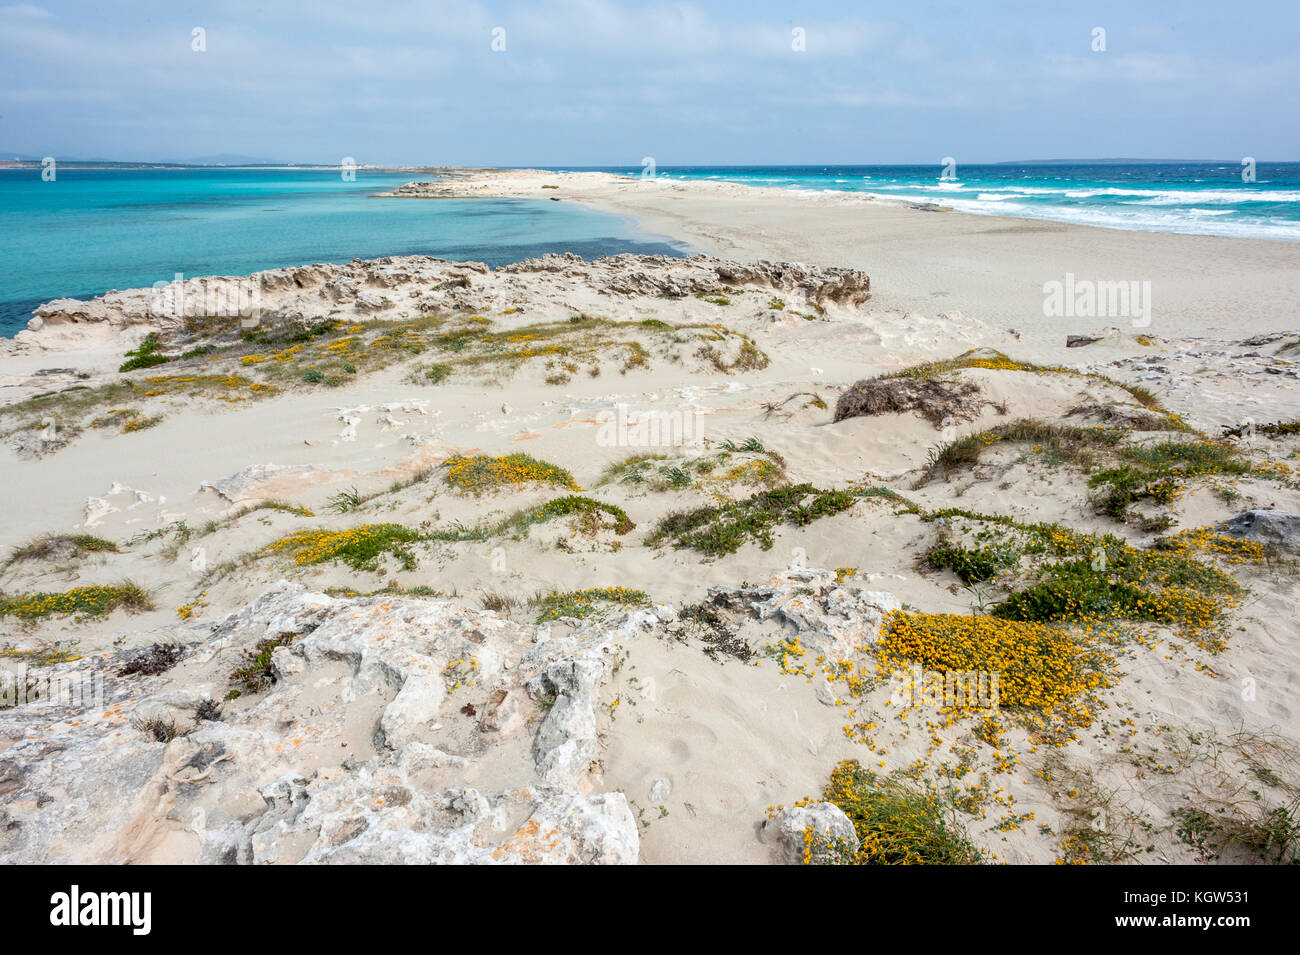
[1,157,1295,169]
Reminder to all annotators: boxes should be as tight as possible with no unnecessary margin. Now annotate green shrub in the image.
[520,496,633,535]
[119,333,171,372]
[818,759,983,865]
[228,633,294,696]
[926,541,1018,584]
[267,524,422,571]
[648,483,859,556]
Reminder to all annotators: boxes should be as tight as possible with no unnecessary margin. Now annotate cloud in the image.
[0,4,53,17]
[1,0,1296,163]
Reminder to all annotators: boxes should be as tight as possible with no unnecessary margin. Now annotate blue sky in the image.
[1,0,1296,165]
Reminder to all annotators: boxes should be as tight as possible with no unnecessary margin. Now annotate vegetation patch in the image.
[418,312,766,381]
[119,642,184,677]
[443,453,579,494]
[119,333,172,372]
[923,419,1123,482]
[835,376,983,425]
[6,533,118,566]
[326,486,363,514]
[0,644,82,667]
[883,348,1165,412]
[1051,729,1300,863]
[0,582,152,621]
[1088,439,1254,520]
[194,698,223,722]
[810,758,984,864]
[853,485,923,514]
[762,391,827,419]
[994,556,1236,642]
[535,587,649,623]
[596,452,669,487]
[1168,733,1300,864]
[324,584,442,599]
[648,483,860,556]
[881,610,1113,729]
[194,500,313,540]
[266,523,422,571]
[601,441,786,493]
[121,413,164,433]
[0,372,275,456]
[1067,402,1193,433]
[431,494,636,544]
[134,715,184,743]
[515,495,633,535]
[5,312,774,456]
[1222,419,1300,439]
[920,509,1259,646]
[90,408,141,429]
[926,539,1019,584]
[675,601,755,661]
[228,633,294,697]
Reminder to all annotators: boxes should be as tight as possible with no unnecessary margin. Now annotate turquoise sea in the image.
[566,162,1300,242]
[5,162,1298,337]
[0,168,688,336]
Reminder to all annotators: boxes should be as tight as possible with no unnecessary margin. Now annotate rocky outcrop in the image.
[10,253,869,353]
[708,568,900,661]
[1224,509,1300,554]
[503,253,869,306]
[0,571,901,864]
[199,463,348,504]
[761,803,860,864]
[0,584,639,864]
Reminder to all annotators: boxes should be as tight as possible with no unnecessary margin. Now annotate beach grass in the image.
[5,533,119,566]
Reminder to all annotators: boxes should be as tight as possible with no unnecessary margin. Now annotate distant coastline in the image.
[0,159,460,172]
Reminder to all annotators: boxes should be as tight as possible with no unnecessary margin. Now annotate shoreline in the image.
[380,165,1300,243]
[8,165,1297,348]
[379,169,1300,349]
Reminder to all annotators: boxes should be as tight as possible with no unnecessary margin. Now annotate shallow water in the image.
[0,168,689,336]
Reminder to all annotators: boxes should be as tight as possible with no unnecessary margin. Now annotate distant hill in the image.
[160,153,286,166]
[996,158,1241,165]
[0,151,301,166]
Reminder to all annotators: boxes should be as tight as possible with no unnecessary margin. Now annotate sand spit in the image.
[380,168,1300,350]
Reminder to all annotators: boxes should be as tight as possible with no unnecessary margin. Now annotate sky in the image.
[1,0,1297,166]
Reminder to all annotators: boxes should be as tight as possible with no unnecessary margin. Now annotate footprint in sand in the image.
[661,721,719,766]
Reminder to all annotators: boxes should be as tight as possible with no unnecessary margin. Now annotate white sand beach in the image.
[382,169,1300,345]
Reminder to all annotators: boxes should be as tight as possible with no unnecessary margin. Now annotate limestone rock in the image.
[0,583,638,865]
[200,463,344,504]
[0,574,902,865]
[709,568,900,660]
[1224,509,1300,554]
[761,803,859,865]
